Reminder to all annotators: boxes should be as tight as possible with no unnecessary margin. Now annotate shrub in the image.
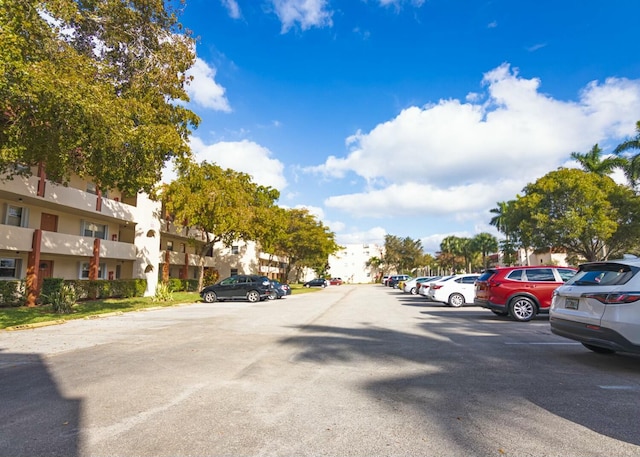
[42,283,77,314]
[152,282,173,302]
[0,280,25,307]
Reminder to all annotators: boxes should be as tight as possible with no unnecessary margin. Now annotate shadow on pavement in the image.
[0,350,80,457]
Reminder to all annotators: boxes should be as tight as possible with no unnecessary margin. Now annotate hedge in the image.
[40,278,147,303]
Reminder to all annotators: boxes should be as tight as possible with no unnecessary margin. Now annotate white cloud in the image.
[220,0,241,19]
[270,0,333,32]
[179,138,288,191]
[185,58,231,112]
[335,226,387,246]
[307,63,640,224]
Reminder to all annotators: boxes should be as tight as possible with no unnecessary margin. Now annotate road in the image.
[1,284,639,457]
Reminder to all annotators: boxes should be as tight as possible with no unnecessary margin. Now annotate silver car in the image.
[550,256,640,355]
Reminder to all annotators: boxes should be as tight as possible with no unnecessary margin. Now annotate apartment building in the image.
[327,243,384,283]
[0,166,287,305]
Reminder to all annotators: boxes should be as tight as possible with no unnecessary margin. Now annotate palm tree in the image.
[471,233,499,270]
[615,121,640,190]
[571,144,626,176]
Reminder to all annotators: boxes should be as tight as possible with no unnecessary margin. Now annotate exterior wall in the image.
[328,243,383,283]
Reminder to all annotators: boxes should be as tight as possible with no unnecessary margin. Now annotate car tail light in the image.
[584,292,640,304]
[432,285,443,290]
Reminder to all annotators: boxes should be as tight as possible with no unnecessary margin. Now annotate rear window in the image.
[566,263,638,286]
[477,271,496,282]
[506,269,523,281]
[557,268,577,282]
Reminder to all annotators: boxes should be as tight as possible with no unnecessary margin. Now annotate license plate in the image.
[565,297,579,309]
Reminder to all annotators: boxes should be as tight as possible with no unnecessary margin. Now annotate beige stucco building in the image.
[0,166,287,304]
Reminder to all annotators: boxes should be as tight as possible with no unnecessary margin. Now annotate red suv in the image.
[474,266,577,321]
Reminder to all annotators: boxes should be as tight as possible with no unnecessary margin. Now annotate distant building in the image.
[327,243,384,283]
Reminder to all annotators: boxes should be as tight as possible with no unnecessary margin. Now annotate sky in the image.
[163,0,640,254]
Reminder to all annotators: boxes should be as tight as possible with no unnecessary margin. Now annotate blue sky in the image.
[164,0,640,253]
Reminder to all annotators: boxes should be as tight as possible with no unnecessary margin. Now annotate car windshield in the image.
[566,263,637,286]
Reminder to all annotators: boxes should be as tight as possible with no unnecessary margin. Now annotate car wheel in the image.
[202,291,217,303]
[304,284,310,288]
[491,310,509,316]
[582,343,615,354]
[267,291,277,300]
[509,296,536,322]
[410,287,417,295]
[246,290,260,303]
[448,293,465,308]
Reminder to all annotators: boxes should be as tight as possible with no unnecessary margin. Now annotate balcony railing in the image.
[0,225,35,251]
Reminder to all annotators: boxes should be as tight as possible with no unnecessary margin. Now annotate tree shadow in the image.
[0,350,80,457]
[279,311,640,451]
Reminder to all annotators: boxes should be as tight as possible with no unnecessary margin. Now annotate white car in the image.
[418,275,453,298]
[402,276,440,294]
[550,257,640,355]
[426,274,481,307]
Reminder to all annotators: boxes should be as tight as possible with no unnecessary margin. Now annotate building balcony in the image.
[160,250,215,267]
[0,225,35,251]
[0,174,136,223]
[39,232,136,260]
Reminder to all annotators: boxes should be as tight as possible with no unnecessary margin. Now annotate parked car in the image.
[550,257,640,355]
[269,280,292,300]
[388,274,411,288]
[329,278,343,285]
[304,278,328,288]
[381,275,390,285]
[426,274,481,307]
[474,265,577,321]
[200,274,273,303]
[418,275,453,297]
[403,276,440,294]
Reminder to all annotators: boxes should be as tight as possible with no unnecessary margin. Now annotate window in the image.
[180,243,186,253]
[166,241,174,251]
[558,268,577,282]
[80,262,106,279]
[5,205,28,227]
[82,221,107,239]
[506,269,523,281]
[86,182,98,195]
[525,268,555,282]
[0,259,20,278]
[231,245,239,255]
[230,268,238,276]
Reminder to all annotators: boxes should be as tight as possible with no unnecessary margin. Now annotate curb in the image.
[5,319,67,331]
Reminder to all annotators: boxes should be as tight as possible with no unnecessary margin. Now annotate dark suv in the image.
[474,266,577,321]
[200,274,273,303]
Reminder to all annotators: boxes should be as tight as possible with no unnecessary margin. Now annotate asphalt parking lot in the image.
[1,284,639,457]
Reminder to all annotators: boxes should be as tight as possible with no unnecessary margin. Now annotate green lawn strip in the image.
[0,292,200,330]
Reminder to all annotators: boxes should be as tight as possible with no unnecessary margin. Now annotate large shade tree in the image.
[514,168,640,261]
[1,0,199,195]
[161,160,280,290]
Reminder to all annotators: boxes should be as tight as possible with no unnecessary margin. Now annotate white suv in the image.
[550,256,640,355]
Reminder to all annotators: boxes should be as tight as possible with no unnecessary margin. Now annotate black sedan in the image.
[303,278,328,288]
[200,274,273,303]
[269,280,292,299]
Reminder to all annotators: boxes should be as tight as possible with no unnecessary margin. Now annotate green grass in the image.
[0,292,200,330]
[0,286,322,330]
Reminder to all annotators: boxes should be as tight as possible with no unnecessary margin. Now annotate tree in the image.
[437,236,468,272]
[471,233,498,270]
[1,0,199,195]
[570,144,626,176]
[365,256,384,282]
[615,121,640,190]
[383,235,424,274]
[513,168,640,261]
[162,161,280,290]
[273,208,341,281]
